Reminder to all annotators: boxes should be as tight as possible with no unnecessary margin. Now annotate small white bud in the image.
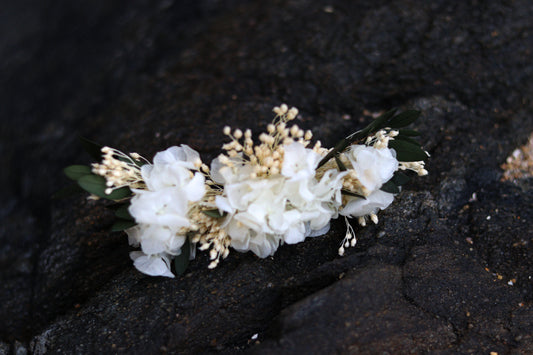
[290,124,299,136]
[338,246,345,256]
[223,126,231,135]
[288,107,299,118]
[234,129,243,139]
[371,213,379,224]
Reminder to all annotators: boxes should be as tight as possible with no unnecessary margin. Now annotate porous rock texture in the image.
[1,0,532,353]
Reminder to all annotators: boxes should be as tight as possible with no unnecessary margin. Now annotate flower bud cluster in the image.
[218,104,320,179]
[92,147,146,194]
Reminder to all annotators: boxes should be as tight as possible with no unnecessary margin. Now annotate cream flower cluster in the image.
[84,104,427,277]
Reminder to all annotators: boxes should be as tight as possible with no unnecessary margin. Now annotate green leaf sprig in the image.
[317,108,427,194]
[62,137,135,232]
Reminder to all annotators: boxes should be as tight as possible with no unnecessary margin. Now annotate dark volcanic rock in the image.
[1,0,532,353]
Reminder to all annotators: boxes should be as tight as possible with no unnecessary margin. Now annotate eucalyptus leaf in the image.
[394,135,422,147]
[317,137,352,168]
[341,189,366,199]
[334,155,347,171]
[388,110,420,128]
[202,209,226,219]
[391,171,411,186]
[366,108,398,132]
[389,140,429,162]
[79,136,104,161]
[174,238,190,276]
[64,165,92,181]
[111,219,136,232]
[115,204,134,220]
[380,180,400,194]
[398,129,421,137]
[78,174,132,200]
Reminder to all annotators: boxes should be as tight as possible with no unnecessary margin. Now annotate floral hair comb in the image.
[63,105,429,278]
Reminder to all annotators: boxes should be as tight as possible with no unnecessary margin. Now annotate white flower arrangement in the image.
[63,104,429,277]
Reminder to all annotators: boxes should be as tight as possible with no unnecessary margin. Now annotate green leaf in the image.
[380,180,400,194]
[366,108,398,132]
[391,171,410,186]
[341,189,366,199]
[388,110,421,128]
[79,136,104,161]
[398,129,421,137]
[52,183,84,199]
[111,219,136,232]
[334,155,347,171]
[64,165,92,181]
[317,108,421,169]
[115,204,134,220]
[394,135,422,147]
[78,174,132,200]
[202,209,226,219]
[389,140,429,162]
[174,238,190,276]
[317,137,352,169]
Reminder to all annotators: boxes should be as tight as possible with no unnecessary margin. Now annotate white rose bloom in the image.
[129,251,175,278]
[345,145,398,193]
[340,189,395,217]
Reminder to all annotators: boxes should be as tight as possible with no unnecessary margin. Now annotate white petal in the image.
[283,224,306,244]
[130,252,175,278]
[340,190,395,217]
[185,172,206,201]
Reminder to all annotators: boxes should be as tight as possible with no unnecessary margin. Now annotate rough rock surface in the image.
[1,0,532,353]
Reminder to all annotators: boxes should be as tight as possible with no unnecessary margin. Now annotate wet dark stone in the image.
[1,0,532,353]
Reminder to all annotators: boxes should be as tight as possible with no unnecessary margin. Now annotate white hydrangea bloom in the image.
[345,145,398,194]
[283,168,347,243]
[129,189,191,230]
[126,145,206,278]
[126,224,185,255]
[215,176,287,257]
[282,143,321,181]
[212,142,346,256]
